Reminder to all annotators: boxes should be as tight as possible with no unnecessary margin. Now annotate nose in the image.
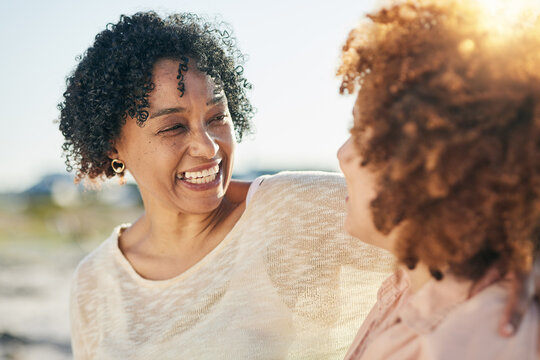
[188,128,219,159]
[337,137,352,169]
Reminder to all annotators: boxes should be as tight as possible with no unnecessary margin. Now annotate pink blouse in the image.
[345,269,538,360]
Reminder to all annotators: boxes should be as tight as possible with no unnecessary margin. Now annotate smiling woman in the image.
[112,59,235,216]
[58,11,394,359]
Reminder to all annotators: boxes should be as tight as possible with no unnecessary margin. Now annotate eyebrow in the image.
[207,95,225,106]
[149,96,226,119]
[149,107,187,119]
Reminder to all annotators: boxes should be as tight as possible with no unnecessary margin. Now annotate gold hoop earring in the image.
[111,159,125,174]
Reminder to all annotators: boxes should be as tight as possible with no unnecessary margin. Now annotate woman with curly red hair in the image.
[338,1,540,358]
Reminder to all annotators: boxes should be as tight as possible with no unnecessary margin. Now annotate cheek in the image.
[215,124,236,155]
[223,138,236,181]
[126,139,180,178]
[343,174,378,240]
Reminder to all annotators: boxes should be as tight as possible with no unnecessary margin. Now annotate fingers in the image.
[498,271,533,337]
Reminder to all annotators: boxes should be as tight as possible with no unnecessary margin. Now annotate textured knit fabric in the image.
[70,171,394,360]
[345,269,539,360]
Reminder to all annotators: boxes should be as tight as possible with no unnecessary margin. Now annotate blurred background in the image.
[0,0,376,358]
[1,0,535,358]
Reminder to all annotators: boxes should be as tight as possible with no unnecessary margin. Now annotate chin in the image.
[344,215,360,239]
[345,214,377,246]
[189,195,226,214]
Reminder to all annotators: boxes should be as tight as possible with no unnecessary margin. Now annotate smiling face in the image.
[113,58,236,214]
[337,101,393,252]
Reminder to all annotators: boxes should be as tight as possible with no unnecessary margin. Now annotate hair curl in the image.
[58,12,254,181]
[339,0,540,280]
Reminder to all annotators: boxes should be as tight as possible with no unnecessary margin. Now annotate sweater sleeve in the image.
[247,171,394,324]
[246,175,270,206]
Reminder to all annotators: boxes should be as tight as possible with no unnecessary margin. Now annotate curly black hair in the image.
[58,12,254,181]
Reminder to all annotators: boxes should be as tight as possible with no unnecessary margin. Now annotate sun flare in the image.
[473,0,539,36]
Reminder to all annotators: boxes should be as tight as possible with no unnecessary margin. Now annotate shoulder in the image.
[238,170,359,261]
[229,171,343,206]
[251,171,346,205]
[261,170,345,188]
[424,283,538,359]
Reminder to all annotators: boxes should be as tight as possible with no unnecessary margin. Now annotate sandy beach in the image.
[0,239,87,359]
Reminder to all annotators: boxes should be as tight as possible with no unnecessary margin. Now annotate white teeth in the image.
[182,163,220,180]
[181,165,219,184]
[183,173,217,184]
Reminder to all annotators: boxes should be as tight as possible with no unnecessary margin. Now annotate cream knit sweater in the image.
[70,171,394,359]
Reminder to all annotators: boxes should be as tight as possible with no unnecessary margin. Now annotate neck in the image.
[382,226,434,293]
[135,194,239,257]
[402,262,434,293]
[120,179,251,264]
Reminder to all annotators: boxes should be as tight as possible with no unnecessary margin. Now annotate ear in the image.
[107,143,120,161]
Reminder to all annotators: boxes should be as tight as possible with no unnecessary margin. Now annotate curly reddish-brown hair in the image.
[338,0,540,280]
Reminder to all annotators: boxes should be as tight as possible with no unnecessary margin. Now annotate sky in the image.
[0,0,379,192]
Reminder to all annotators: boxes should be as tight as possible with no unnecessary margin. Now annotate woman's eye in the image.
[158,124,186,134]
[208,114,227,125]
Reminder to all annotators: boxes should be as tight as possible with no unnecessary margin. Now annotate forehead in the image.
[151,58,223,100]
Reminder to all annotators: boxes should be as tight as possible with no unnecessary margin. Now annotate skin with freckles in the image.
[110,58,247,280]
